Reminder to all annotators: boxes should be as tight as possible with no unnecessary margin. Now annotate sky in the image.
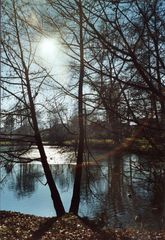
[1,1,75,128]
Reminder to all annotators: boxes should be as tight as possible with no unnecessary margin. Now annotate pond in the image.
[0,146,165,230]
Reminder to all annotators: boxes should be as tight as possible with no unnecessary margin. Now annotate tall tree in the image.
[69,0,85,214]
[1,0,65,216]
[82,0,165,148]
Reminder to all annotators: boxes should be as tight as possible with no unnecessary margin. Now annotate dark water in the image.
[0,146,165,230]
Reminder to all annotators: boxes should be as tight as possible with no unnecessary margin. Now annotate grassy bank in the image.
[64,137,161,154]
[0,211,165,240]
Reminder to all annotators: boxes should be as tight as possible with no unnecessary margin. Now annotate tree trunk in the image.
[69,0,84,215]
[12,0,65,217]
[25,68,65,217]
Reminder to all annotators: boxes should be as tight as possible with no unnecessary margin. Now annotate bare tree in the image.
[81,0,165,149]
[1,0,65,216]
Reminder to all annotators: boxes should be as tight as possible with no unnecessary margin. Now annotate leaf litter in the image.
[0,211,165,240]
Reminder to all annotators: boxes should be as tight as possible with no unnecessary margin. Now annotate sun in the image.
[36,36,69,84]
[38,37,60,64]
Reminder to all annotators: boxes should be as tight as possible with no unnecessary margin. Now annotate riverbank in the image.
[0,211,165,240]
[63,137,164,156]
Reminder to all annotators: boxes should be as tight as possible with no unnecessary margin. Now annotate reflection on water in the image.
[0,147,165,230]
[8,164,44,198]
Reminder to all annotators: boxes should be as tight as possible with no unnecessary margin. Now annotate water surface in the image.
[0,146,165,230]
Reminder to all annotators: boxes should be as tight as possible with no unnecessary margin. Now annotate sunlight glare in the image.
[36,36,69,85]
[39,38,59,63]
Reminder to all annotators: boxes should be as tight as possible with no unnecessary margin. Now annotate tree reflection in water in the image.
[8,164,44,198]
[1,151,165,230]
[50,164,74,193]
[79,153,165,230]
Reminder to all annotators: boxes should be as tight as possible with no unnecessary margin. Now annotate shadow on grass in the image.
[30,217,57,240]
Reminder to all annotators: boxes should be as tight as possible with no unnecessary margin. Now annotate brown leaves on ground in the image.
[104,228,165,240]
[0,211,165,240]
[0,211,103,240]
